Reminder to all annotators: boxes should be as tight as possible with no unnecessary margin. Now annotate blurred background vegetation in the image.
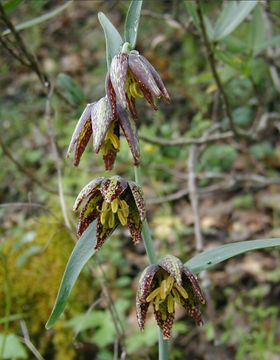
[0,0,280,359]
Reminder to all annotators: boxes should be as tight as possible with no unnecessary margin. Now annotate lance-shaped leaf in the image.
[45,221,97,329]
[186,238,280,275]
[98,12,123,69]
[213,1,258,41]
[124,0,143,49]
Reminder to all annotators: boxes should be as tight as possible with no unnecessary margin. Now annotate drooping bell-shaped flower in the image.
[73,176,145,250]
[66,95,140,170]
[107,50,170,118]
[136,255,205,339]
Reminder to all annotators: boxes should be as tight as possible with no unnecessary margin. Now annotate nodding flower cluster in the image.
[67,50,170,170]
[67,47,205,338]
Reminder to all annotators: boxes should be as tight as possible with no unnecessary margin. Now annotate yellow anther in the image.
[166,276,175,294]
[117,210,128,226]
[146,287,160,302]
[171,288,181,304]
[100,210,107,225]
[111,198,119,213]
[160,279,167,300]
[107,132,120,149]
[120,200,129,217]
[167,294,174,314]
[101,200,110,212]
[108,210,115,228]
[174,284,189,299]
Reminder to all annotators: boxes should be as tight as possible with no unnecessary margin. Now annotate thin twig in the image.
[195,0,239,139]
[140,131,233,147]
[0,134,58,194]
[20,321,45,360]
[187,146,224,360]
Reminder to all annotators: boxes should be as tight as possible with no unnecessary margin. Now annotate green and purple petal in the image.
[128,53,161,98]
[67,103,95,166]
[128,181,145,222]
[158,255,184,286]
[91,96,113,153]
[73,177,104,211]
[182,267,206,305]
[138,54,171,103]
[110,53,128,109]
[100,176,128,202]
[153,303,175,339]
[95,216,119,251]
[117,105,140,165]
[77,193,103,236]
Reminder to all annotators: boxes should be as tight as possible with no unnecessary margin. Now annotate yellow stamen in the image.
[118,210,128,226]
[171,288,181,304]
[166,275,175,294]
[120,200,129,216]
[108,211,115,228]
[167,294,174,314]
[111,198,119,213]
[100,210,107,225]
[146,288,160,302]
[160,279,167,300]
[174,283,189,299]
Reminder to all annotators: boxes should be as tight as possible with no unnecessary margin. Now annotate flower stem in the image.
[134,165,168,360]
[159,329,169,360]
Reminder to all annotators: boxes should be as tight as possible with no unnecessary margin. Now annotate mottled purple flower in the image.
[66,95,140,170]
[73,176,145,250]
[136,255,205,339]
[107,50,170,118]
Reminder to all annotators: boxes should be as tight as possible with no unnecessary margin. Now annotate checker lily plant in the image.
[46,1,280,359]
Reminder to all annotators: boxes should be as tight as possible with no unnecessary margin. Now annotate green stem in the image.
[134,165,168,360]
[158,329,169,360]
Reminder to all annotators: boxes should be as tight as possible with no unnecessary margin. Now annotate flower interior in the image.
[101,123,120,156]
[146,270,189,321]
[125,71,144,99]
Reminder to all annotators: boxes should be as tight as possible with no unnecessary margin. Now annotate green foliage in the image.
[199,144,237,172]
[98,12,123,69]
[250,142,274,161]
[213,1,258,40]
[46,221,97,329]
[0,334,27,359]
[124,0,142,49]
[57,73,85,106]
[233,194,254,210]
[186,239,280,274]
[2,1,73,36]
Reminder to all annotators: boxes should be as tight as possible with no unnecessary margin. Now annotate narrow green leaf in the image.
[184,1,213,40]
[0,334,27,359]
[3,0,24,13]
[186,238,280,274]
[255,35,280,56]
[45,221,97,329]
[57,73,85,105]
[213,1,258,41]
[248,5,265,55]
[2,1,73,36]
[98,12,123,70]
[124,0,142,48]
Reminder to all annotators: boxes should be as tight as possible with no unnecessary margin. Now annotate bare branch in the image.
[140,131,233,147]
